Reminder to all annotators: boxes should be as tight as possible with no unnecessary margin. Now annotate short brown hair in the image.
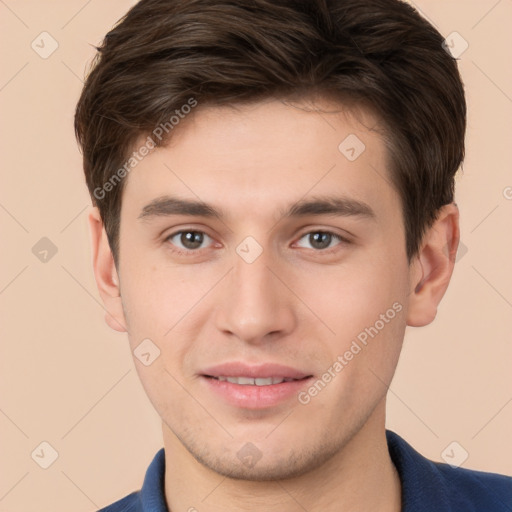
[74,0,466,266]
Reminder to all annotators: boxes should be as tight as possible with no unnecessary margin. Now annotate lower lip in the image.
[201,376,313,409]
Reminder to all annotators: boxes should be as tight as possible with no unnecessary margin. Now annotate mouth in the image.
[202,375,310,386]
[198,363,314,409]
[200,361,311,380]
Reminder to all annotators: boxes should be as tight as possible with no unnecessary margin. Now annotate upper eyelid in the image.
[293,231,348,248]
[165,227,213,240]
[296,228,349,238]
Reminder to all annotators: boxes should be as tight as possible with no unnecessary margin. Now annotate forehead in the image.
[122,98,399,224]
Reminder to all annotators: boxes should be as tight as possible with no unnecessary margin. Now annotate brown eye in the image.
[309,232,333,249]
[166,230,212,251]
[296,231,346,251]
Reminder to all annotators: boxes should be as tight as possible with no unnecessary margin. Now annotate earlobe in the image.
[87,206,127,333]
[406,203,460,327]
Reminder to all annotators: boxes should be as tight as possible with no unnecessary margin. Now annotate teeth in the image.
[255,378,273,386]
[213,376,297,386]
[235,376,254,385]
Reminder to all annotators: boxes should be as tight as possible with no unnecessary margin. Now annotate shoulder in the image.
[433,459,512,510]
[386,430,512,511]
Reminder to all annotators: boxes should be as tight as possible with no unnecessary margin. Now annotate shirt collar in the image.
[139,446,167,511]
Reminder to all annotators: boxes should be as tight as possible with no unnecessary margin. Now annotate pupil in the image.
[181,231,203,249]
[310,232,331,249]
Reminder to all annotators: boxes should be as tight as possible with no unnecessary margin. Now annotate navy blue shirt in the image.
[98,430,512,511]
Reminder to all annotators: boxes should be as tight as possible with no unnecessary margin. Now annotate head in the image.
[75,0,465,480]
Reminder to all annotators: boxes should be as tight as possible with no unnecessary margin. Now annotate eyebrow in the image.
[138,194,376,222]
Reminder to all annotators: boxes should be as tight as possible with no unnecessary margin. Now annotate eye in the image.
[295,231,347,251]
[165,230,214,252]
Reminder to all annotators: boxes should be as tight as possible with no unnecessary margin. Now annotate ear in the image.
[87,206,127,333]
[407,203,460,327]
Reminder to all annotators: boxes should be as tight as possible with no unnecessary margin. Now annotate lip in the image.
[199,362,313,409]
[200,362,311,380]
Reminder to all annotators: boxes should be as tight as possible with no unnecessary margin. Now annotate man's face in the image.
[115,98,414,480]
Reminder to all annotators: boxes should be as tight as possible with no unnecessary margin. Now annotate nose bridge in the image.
[233,250,272,306]
[215,240,295,342]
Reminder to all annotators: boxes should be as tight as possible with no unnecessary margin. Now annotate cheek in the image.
[119,259,223,350]
[121,258,179,311]
[292,253,408,340]
[299,261,407,409]
[294,250,409,397]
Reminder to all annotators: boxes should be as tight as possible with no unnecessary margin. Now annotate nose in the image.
[213,246,297,345]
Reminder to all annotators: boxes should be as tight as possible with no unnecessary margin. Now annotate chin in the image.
[185,435,343,482]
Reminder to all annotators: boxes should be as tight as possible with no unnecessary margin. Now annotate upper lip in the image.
[201,362,312,380]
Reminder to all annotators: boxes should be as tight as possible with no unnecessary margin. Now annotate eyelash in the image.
[164,229,349,257]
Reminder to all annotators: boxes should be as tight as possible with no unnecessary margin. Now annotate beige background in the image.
[1,0,511,510]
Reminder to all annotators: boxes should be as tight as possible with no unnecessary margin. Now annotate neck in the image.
[162,403,401,512]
